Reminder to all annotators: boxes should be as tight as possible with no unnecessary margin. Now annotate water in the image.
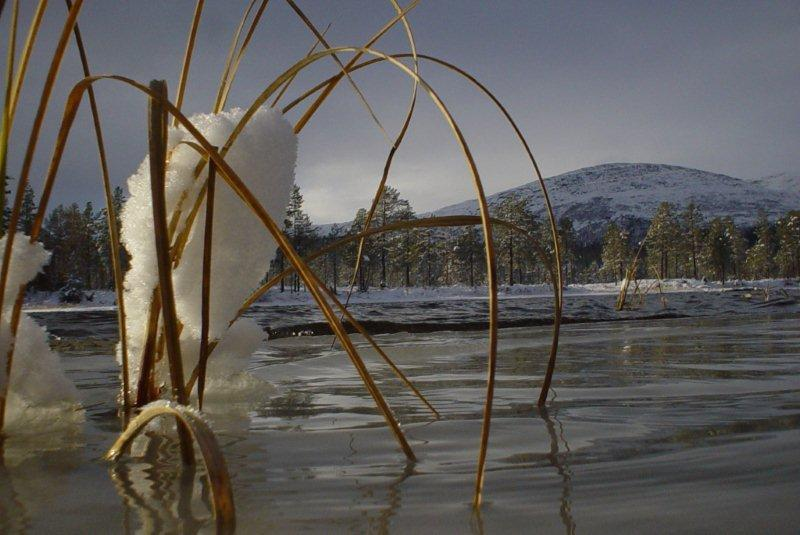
[2,294,799,533]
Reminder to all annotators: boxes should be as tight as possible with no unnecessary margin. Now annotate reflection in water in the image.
[0,451,28,533]
[470,506,485,535]
[374,461,415,534]
[540,407,576,535]
[110,434,213,534]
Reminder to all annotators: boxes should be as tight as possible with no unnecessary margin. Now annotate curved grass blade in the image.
[0,0,82,434]
[0,0,47,227]
[282,51,563,409]
[65,0,131,412]
[335,0,419,348]
[270,22,331,108]
[292,0,419,134]
[105,402,235,532]
[173,0,205,127]
[0,0,19,230]
[197,156,215,410]
[285,0,389,143]
[216,0,269,111]
[24,73,418,461]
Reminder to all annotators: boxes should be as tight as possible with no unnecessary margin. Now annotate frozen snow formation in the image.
[119,106,296,400]
[0,233,82,431]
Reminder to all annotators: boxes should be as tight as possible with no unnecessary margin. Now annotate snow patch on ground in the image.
[22,278,797,312]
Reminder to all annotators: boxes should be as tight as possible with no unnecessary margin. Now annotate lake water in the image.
[2,292,799,533]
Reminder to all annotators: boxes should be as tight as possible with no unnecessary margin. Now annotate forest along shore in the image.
[22,277,798,311]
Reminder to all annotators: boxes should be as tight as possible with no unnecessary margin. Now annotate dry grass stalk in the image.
[196,156,216,410]
[0,0,48,208]
[333,0,419,345]
[285,0,390,143]
[148,79,194,465]
[292,1,419,134]
[270,22,331,108]
[168,0,414,272]
[65,0,131,411]
[36,73,416,460]
[0,0,83,434]
[173,0,204,127]
[0,0,19,216]
[1,0,47,222]
[216,0,269,112]
[280,53,562,412]
[105,403,235,532]
[148,80,188,407]
[616,238,647,310]
[214,0,269,113]
[2,1,565,513]
[135,290,161,406]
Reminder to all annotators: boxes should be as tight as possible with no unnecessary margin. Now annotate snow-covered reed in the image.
[119,106,296,402]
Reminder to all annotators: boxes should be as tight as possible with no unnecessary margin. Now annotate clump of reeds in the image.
[0,0,564,519]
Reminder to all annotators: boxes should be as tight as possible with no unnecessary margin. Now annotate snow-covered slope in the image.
[431,163,800,243]
[749,172,800,194]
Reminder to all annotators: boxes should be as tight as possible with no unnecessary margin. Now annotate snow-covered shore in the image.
[23,278,796,312]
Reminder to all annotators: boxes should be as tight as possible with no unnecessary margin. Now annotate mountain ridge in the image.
[428,163,800,242]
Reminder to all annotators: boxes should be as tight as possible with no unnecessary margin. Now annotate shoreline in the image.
[22,278,796,313]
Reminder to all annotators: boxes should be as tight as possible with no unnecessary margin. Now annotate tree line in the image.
[3,174,798,296]
[600,201,800,284]
[2,175,128,297]
[271,186,618,291]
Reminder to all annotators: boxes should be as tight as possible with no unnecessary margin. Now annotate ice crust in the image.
[119,106,296,398]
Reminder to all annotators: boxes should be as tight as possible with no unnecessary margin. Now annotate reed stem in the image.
[148,79,193,464]
[197,157,216,409]
[65,0,131,411]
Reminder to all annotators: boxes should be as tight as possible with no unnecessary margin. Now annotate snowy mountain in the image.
[749,172,800,194]
[430,163,800,243]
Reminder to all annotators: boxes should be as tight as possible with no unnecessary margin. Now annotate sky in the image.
[4,0,799,223]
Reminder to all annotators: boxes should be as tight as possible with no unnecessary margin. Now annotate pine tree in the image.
[702,217,732,284]
[645,202,679,278]
[348,208,376,292]
[386,198,417,287]
[722,217,746,280]
[557,217,578,285]
[744,212,775,279]
[492,193,531,286]
[325,224,343,293]
[600,221,629,282]
[454,226,484,287]
[680,202,704,279]
[282,185,317,292]
[775,210,800,278]
[416,227,445,287]
[18,183,37,234]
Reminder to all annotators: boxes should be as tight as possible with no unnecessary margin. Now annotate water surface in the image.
[2,296,799,533]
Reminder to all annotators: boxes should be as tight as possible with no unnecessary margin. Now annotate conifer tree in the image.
[386,198,417,287]
[600,221,629,282]
[283,186,317,291]
[18,183,37,234]
[744,212,775,279]
[492,193,531,285]
[680,202,704,279]
[454,226,484,287]
[645,202,679,278]
[775,210,800,278]
[703,217,732,284]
